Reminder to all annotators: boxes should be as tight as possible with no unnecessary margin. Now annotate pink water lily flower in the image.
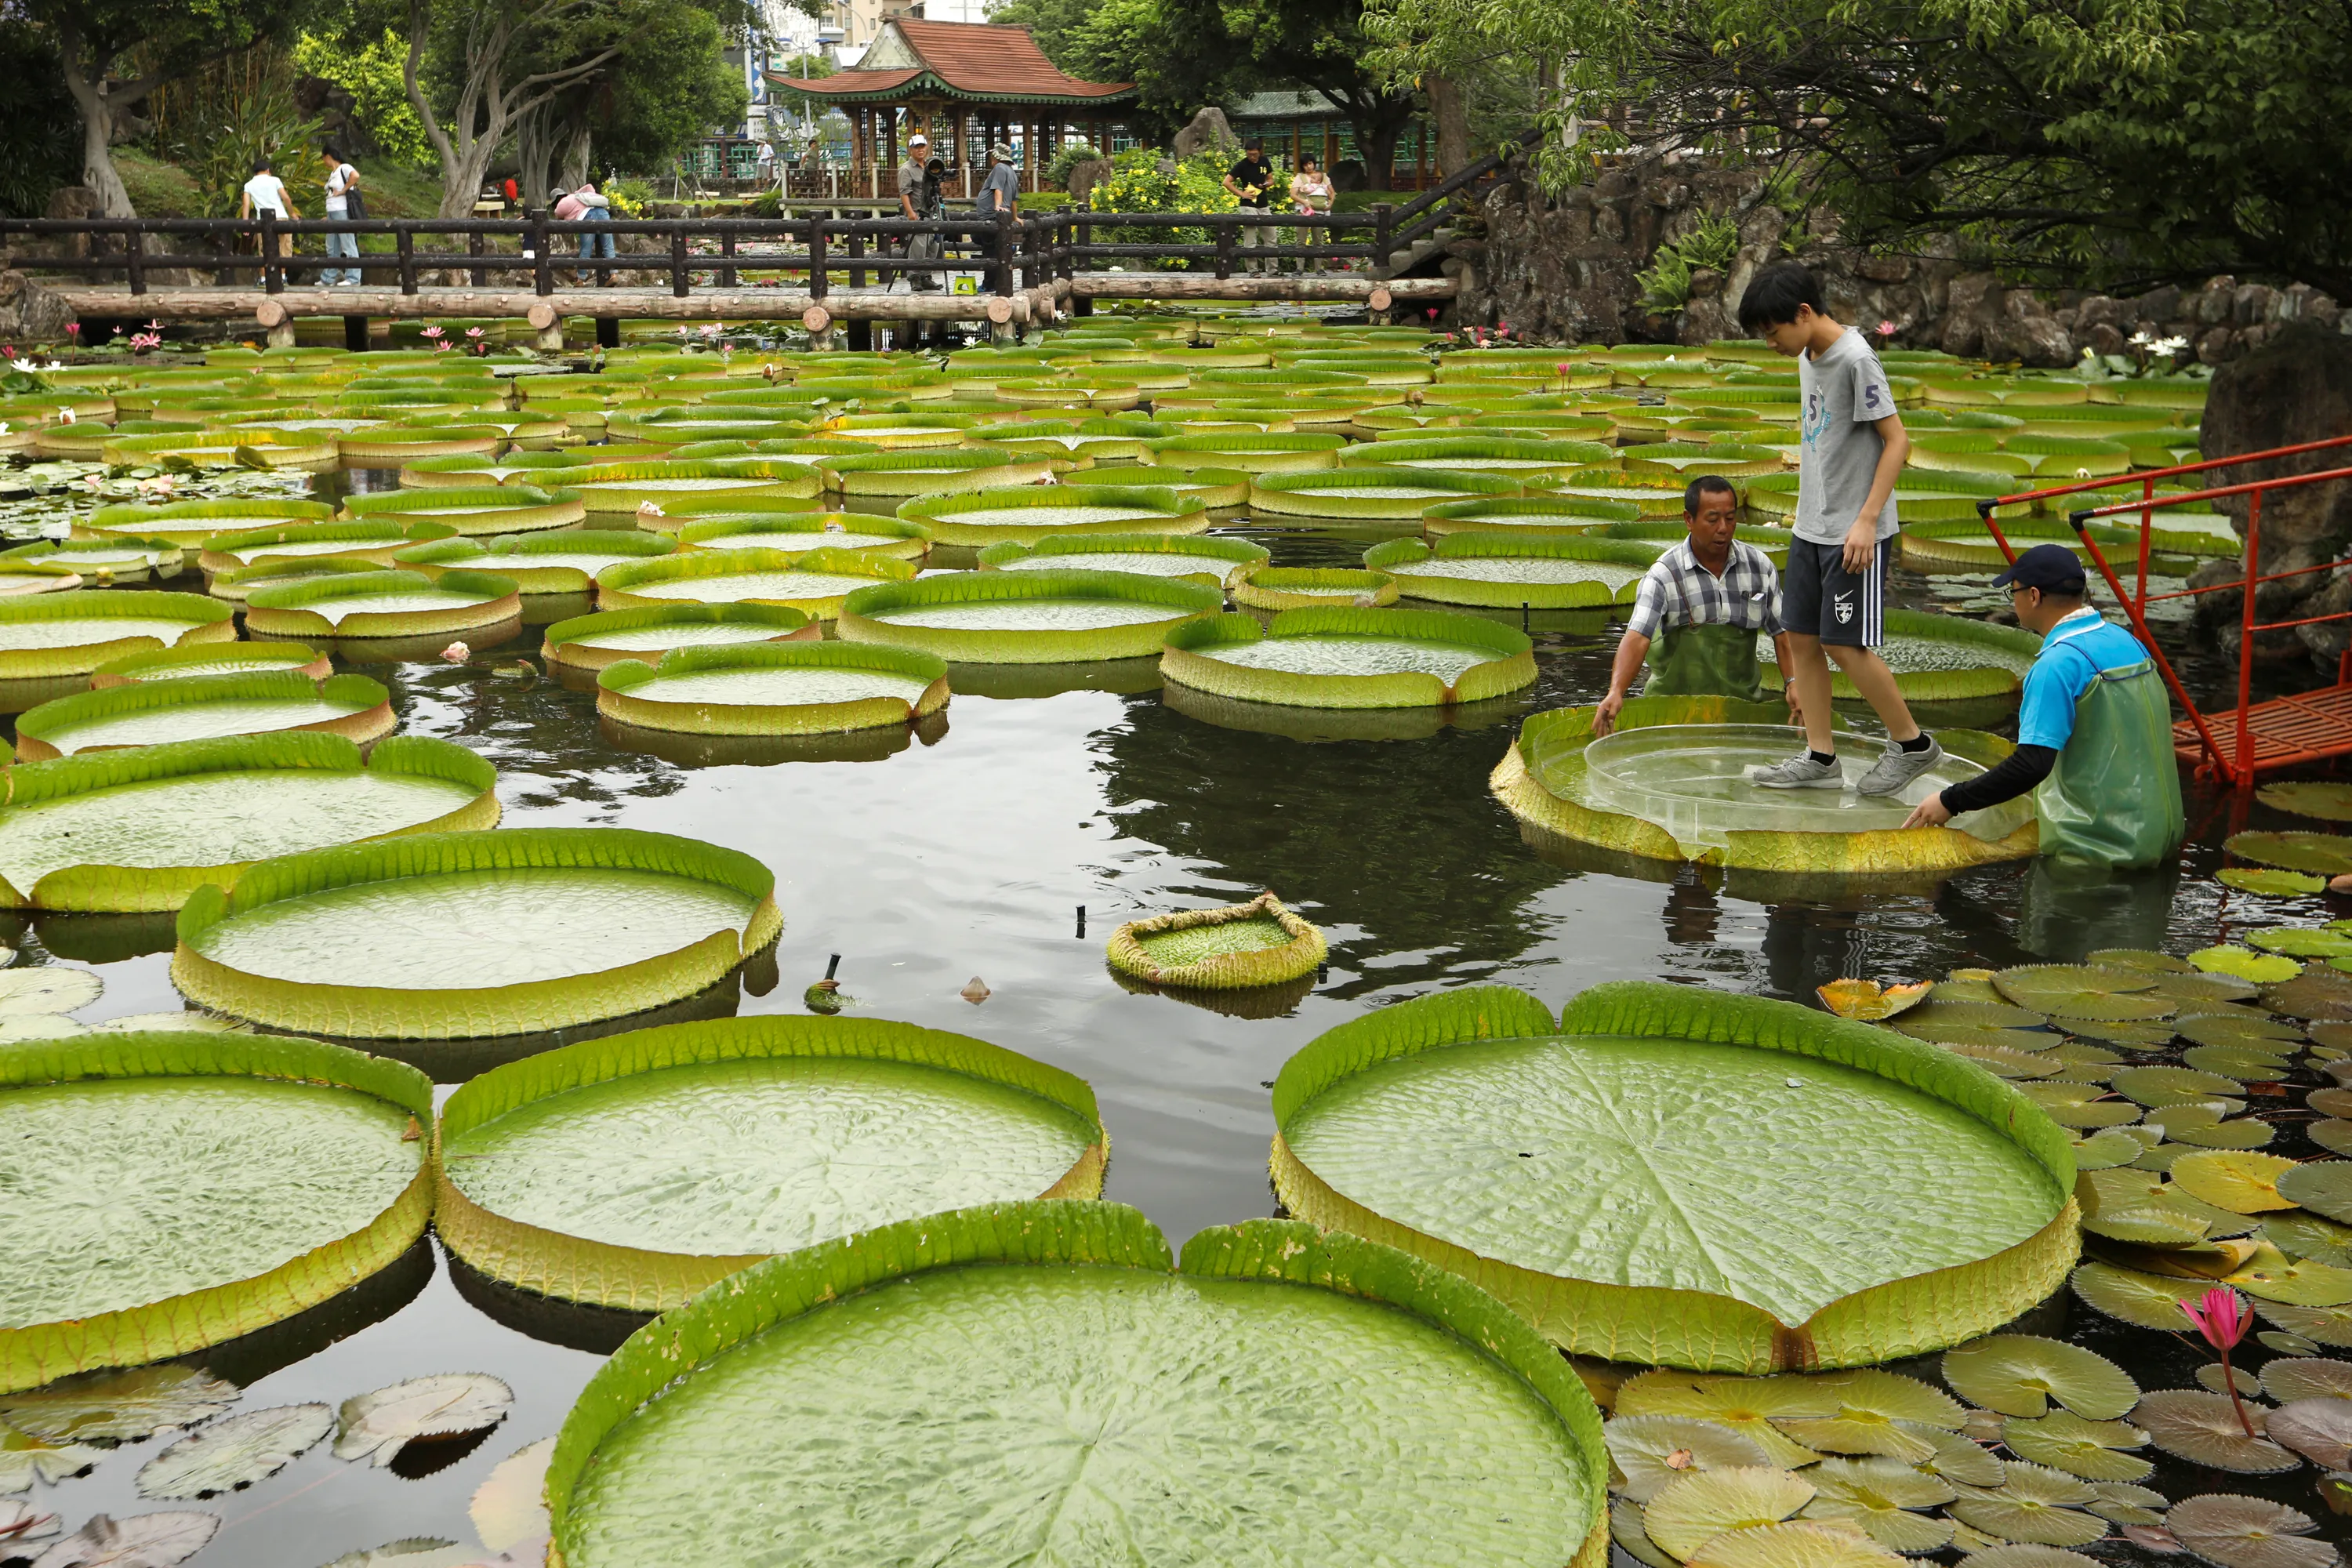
[2181,1287,2257,1436]
[421,325,444,339]
[441,641,470,662]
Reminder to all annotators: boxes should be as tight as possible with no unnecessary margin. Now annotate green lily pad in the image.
[2165,1493,2335,1568]
[2261,1357,2352,1403]
[2132,1389,2300,1472]
[2265,1214,2352,1269]
[2220,869,2330,896]
[2089,949,2194,974]
[2181,1045,2295,1081]
[1797,1456,1955,1553]
[1992,965,2172,1022]
[1644,1465,1817,1559]
[2251,928,2352,959]
[2070,1129,2147,1170]
[1894,1000,2047,1032]
[1769,1370,1963,1461]
[1613,1373,1834,1469]
[2071,1263,2241,1330]
[2310,1119,2352,1156]
[1999,1411,2152,1483]
[2193,946,2305,983]
[1947,1461,2109,1547]
[2061,1019,2176,1050]
[2229,831,2352,876]
[2114,1064,2245,1107]
[0,1365,235,1443]
[2258,782,2352,822]
[1941,1334,2138,1419]
[1606,1414,1774,1503]
[2256,1300,2352,1346]
[2278,1162,2352,1224]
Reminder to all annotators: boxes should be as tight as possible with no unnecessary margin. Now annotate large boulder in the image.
[2193,321,2352,666]
[1171,108,1240,162]
[1063,158,1114,209]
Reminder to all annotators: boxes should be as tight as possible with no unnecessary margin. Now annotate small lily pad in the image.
[1798,1456,1955,1553]
[1608,1414,1775,1503]
[1817,980,1933,1022]
[2227,1242,2352,1306]
[2072,1264,2244,1330]
[0,966,102,1017]
[468,1436,555,1555]
[133,1403,333,1500]
[2263,1357,2352,1403]
[2260,1330,2322,1354]
[2193,946,2305,983]
[2116,1065,2251,1107]
[2089,949,2194,974]
[1617,1496,1681,1568]
[28,1510,220,1568]
[1643,1465,1817,1561]
[2063,1019,2178,1050]
[1942,1336,2138,1421]
[2277,1162,2352,1224]
[1947,1461,2109,1548]
[2200,1363,2263,1396]
[1614,1373,1833,1468]
[2165,1117,2278,1151]
[332,1374,511,1468]
[1955,1548,2104,1568]
[2171,1151,2303,1214]
[2133,1388,2301,1472]
[1686,1520,1902,1568]
[0,1367,235,1444]
[2165,1492,2335,1568]
[1994,965,2172,1022]
[2071,1130,2147,1170]
[2000,1411,2152,1483]
[2252,928,2352,958]
[1769,1371,1963,1462]
[2265,1399,2352,1471]
[2257,782,2352,822]
[2182,1045,2296,1081]
[0,1425,100,1494]
[2220,869,2330,896]
[2228,831,2352,876]
[1894,1000,2049,1032]
[1910,1427,2006,1488]
[2257,1300,2352,1346]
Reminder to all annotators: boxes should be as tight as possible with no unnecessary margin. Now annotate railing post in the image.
[261,212,282,293]
[531,212,552,296]
[396,223,416,296]
[469,228,486,287]
[847,222,865,290]
[670,222,690,297]
[125,225,145,296]
[720,229,738,289]
[1371,201,1394,270]
[1213,215,1233,281]
[993,211,1014,298]
[808,217,828,301]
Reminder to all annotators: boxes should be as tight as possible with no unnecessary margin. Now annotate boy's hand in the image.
[1903,793,1954,829]
[1594,690,1624,736]
[1842,515,1877,574]
[1784,684,1802,725]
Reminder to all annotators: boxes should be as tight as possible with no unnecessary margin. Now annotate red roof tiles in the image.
[776,20,1134,104]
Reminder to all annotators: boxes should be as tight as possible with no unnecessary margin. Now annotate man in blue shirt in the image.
[1903,543,2183,866]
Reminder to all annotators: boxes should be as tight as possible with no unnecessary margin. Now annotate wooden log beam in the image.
[1067,274,1455,302]
[49,281,1078,325]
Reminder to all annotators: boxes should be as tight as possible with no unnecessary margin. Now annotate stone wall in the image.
[1441,154,2346,370]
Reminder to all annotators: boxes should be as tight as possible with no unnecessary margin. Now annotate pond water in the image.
[4,457,2347,1563]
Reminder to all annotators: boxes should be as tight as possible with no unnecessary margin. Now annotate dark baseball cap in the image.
[1992,542,2087,594]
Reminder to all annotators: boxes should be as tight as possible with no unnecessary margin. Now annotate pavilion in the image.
[770,20,1137,200]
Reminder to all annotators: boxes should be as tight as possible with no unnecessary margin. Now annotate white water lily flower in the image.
[8,358,34,373]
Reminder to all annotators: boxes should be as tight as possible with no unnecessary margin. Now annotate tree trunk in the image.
[1355,114,1403,191]
[559,119,593,191]
[55,28,136,220]
[515,102,555,207]
[1428,74,1471,176]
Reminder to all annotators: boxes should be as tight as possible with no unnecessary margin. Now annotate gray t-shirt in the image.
[977,162,1019,216]
[1794,326,1900,545]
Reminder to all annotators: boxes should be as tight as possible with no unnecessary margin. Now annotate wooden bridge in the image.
[0,146,1508,351]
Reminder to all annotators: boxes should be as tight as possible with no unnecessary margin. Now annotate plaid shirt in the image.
[1624,539,1784,641]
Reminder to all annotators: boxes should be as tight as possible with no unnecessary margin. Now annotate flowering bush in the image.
[1087,148,1288,270]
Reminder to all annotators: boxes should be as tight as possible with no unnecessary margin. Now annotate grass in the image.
[114,150,207,219]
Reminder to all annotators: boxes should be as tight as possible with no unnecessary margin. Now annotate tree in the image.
[1199,0,1419,187]
[992,0,1236,142]
[1361,0,2352,297]
[20,0,310,217]
[0,21,78,218]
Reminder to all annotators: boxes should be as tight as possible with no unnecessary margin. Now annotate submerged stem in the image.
[2218,1345,2257,1439]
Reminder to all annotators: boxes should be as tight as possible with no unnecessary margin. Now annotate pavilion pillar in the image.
[1023,114,1037,191]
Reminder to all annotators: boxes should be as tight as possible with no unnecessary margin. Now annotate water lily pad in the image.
[1613,1373,1835,1468]
[1894,1000,2048,1032]
[2258,782,2352,822]
[133,1403,332,1499]
[0,1367,235,1443]
[1957,1550,2103,1568]
[2132,1389,2300,1472]
[1771,1372,1964,1462]
[2071,1130,2147,1170]
[1608,1415,1775,1502]
[2220,869,2329,896]
[1993,966,2172,1022]
[2062,1019,2177,1050]
[1617,1495,1682,1568]
[2182,1046,2296,1081]
[1797,1456,1955,1552]
[2261,1330,2323,1354]
[2194,947,2305,983]
[2090,949,2194,974]
[2257,1300,2352,1346]
[2000,1412,2152,1482]
[468,1437,554,1555]
[2163,1116,2277,1151]
[1947,1461,2108,1547]
[1910,1428,2006,1487]
[2251,928,2352,960]
[2229,833,2352,876]
[2171,1151,2302,1214]
[2266,1399,2352,1470]
[27,1510,218,1568]
[2263,1358,2352,1403]
[0,967,101,1017]
[2311,1087,2352,1116]
[2311,1119,2352,1156]
[1942,1336,2138,1420]
[2071,1264,2243,1330]
[2115,1065,2247,1107]
[0,1426,98,1492]
[2267,1215,2352,1269]
[333,1374,512,1468]
[2082,1167,2260,1238]
[1817,980,1933,1022]
[2165,1494,2334,1568]
[1686,1520,1904,1568]
[2180,1014,2301,1049]
[1645,1465,1817,1560]
[2227,1243,2352,1306]
[0,1499,58,1545]
[2201,1363,2263,1396]
[2277,1162,2352,1224]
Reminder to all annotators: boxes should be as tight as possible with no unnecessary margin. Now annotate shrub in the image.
[1088,147,1287,268]
[1044,141,1103,190]
[1636,212,1741,313]
[292,30,431,169]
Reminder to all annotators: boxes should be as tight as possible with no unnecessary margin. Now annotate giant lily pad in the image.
[434,1016,1109,1311]
[1363,534,1657,609]
[596,642,948,736]
[171,827,781,1040]
[343,482,587,536]
[243,568,521,641]
[545,1203,1607,1568]
[975,532,1268,589]
[539,603,815,672]
[837,570,1222,665]
[394,529,677,595]
[13,670,392,760]
[0,734,496,912]
[1105,891,1326,990]
[0,1035,432,1394]
[1269,984,2078,1372]
[898,485,1211,547]
[1162,607,1538,711]
[0,591,234,680]
[593,546,914,621]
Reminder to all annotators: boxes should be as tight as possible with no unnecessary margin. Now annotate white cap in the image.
[908,132,929,146]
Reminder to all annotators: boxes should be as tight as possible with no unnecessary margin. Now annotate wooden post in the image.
[528,300,563,352]
[395,223,416,295]
[260,212,281,292]
[1213,215,1234,280]
[808,218,829,299]
[848,221,866,289]
[720,229,738,289]
[802,303,833,350]
[670,222,690,296]
[531,212,552,295]
[468,228,486,287]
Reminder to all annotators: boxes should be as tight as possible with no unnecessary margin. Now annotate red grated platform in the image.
[2175,683,2352,778]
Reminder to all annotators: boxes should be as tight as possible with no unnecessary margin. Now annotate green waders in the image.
[2032,655,2185,870]
[1641,622,1766,702]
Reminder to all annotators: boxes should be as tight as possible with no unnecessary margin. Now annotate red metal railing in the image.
[1974,434,2352,787]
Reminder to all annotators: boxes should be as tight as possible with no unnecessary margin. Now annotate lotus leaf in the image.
[172,827,780,1040]
[2192,946,2304,983]
[1797,1456,1956,1553]
[2267,1400,2352,1470]
[335,1374,510,1468]
[2229,833,2352,876]
[2259,782,2352,822]
[2165,1494,2334,1568]
[546,1204,1607,1568]
[0,1365,235,1442]
[133,1403,333,1498]
[1606,1415,1774,1502]
[1613,1372,1836,1468]
[1686,1521,1903,1568]
[1999,1412,2151,1482]
[2172,1151,2303,1214]
[1991,966,2171,1022]
[2133,1388,2300,1472]
[434,1017,1108,1311]
[27,1509,218,1568]
[1645,1466,1817,1560]
[1941,1335,2138,1420]
[2278,1163,2352,1223]
[1272,985,2074,1372]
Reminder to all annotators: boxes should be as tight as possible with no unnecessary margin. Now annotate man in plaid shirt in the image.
[1594,475,1801,735]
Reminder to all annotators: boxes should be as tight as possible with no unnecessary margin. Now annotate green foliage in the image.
[1363,0,2352,295]
[605,175,654,216]
[0,22,76,219]
[1635,211,1740,313]
[292,29,431,168]
[1088,147,1268,265]
[1043,140,1102,190]
[579,6,748,176]
[149,45,321,220]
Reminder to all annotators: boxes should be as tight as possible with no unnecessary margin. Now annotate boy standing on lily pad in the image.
[1737,262,1942,797]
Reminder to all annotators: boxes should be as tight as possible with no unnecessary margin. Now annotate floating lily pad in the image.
[1942,1335,2138,1420]
[0,967,101,1018]
[2000,1411,2152,1483]
[2182,1045,2296,1081]
[2165,1493,2334,1568]
[2090,949,2194,974]
[2061,1019,2176,1050]
[2162,1116,2277,1151]
[2071,1264,2243,1330]
[1617,1496,1681,1568]
[2277,1163,2352,1224]
[2251,928,2352,959]
[1910,1427,2007,1488]
[2192,947,2304,983]
[1796,1456,1955,1553]
[2172,1151,2303,1214]
[1613,1373,1835,1468]
[2071,1129,2147,1170]
[134,1403,333,1498]
[1645,1465,1817,1560]
[2265,1215,2352,1269]
[2258,782,2352,822]
[0,1425,100,1491]
[2114,1065,2246,1107]
[2201,1363,2264,1396]
[2227,1242,2352,1307]
[1109,891,1327,991]
[0,1366,235,1443]
[469,1436,554,1555]
[2083,1167,2259,1239]
[1271,985,2074,1372]
[334,1374,511,1468]
[1957,1548,2105,1568]
[2258,1300,2352,1346]
[1607,1415,1774,1502]
[2132,1389,2300,1472]
[2228,833,2352,876]
[546,1205,1608,1568]
[27,1510,218,1568]
[1993,966,2171,1022]
[2220,869,2330,897]
[1163,606,1539,710]
[1771,1371,1964,1462]
[1947,1461,2108,1547]
[1688,1520,1904,1568]
[2266,1399,2352,1471]
[1895,1000,2049,1033]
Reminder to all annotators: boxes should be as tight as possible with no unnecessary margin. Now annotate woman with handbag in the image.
[321,147,363,287]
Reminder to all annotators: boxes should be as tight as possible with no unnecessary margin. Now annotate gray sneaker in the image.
[1857,735,1944,797]
[1748,751,1845,789]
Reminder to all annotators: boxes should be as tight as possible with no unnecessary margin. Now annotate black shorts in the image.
[1780,535,1891,647]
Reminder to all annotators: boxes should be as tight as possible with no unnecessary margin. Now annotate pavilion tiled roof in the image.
[771,20,1136,107]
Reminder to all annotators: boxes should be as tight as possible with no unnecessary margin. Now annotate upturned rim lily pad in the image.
[594,641,949,736]
[1162,606,1540,710]
[1105,891,1326,991]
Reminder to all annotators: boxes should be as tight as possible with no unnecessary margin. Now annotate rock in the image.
[2234,284,2277,326]
[2085,321,2127,358]
[1171,107,1239,162]
[1857,255,1911,284]
[1063,157,1113,209]
[2196,278,2237,325]
[2198,327,2241,364]
[0,271,74,344]
[2199,321,2352,664]
[2077,294,2128,330]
